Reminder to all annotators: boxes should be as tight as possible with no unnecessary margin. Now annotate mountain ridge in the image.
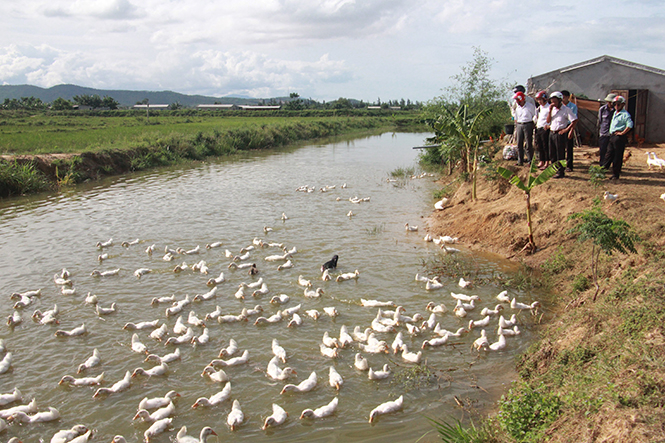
[0,84,274,107]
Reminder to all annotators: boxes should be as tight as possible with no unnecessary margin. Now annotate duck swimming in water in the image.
[321,255,338,272]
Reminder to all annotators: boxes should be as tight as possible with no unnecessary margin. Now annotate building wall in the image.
[529,60,665,142]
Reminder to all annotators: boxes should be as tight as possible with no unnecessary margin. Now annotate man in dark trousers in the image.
[603,95,633,180]
[598,93,616,165]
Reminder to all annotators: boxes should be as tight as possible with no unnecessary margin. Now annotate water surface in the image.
[0,132,539,442]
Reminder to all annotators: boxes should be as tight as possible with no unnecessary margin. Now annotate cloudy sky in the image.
[1,0,663,102]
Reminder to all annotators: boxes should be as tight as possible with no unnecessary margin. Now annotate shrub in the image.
[497,383,561,442]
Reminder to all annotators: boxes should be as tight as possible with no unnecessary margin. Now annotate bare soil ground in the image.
[426,143,665,443]
[427,144,665,269]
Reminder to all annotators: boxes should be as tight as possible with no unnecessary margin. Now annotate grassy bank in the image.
[0,115,423,197]
[424,143,665,442]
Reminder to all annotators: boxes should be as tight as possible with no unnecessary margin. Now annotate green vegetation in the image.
[497,383,561,442]
[0,161,51,197]
[0,114,421,198]
[567,199,640,299]
[390,166,416,178]
[427,418,490,443]
[587,165,606,187]
[497,159,565,252]
[421,48,510,174]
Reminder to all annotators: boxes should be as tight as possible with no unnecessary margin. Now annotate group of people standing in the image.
[511,85,633,180]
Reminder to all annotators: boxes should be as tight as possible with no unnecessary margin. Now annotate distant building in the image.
[528,55,665,143]
[197,104,237,110]
[238,105,281,110]
[367,106,381,110]
[133,104,169,110]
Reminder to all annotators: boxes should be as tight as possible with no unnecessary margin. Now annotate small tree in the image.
[497,159,565,252]
[102,96,119,110]
[51,97,73,110]
[567,199,639,300]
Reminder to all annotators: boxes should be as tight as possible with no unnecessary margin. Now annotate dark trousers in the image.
[515,122,534,164]
[603,134,628,178]
[598,135,610,166]
[549,131,567,176]
[535,127,549,162]
[566,132,575,169]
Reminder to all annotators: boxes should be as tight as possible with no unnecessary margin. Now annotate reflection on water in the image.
[0,133,539,442]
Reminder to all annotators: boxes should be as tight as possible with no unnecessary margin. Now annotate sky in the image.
[1,0,664,102]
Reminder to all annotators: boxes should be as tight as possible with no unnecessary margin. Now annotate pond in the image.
[0,132,541,442]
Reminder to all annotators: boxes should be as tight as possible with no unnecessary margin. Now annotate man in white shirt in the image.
[534,91,550,170]
[546,91,578,178]
[513,91,536,166]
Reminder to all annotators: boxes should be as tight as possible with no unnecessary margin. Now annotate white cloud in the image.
[43,0,142,20]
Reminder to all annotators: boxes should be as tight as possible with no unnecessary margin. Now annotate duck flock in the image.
[1,181,541,443]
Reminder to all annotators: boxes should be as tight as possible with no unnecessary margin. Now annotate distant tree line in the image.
[1,94,120,111]
[1,93,421,112]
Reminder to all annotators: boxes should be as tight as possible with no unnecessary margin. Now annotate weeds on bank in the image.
[497,383,561,442]
[390,166,416,178]
[363,224,385,236]
[426,418,492,443]
[0,160,50,197]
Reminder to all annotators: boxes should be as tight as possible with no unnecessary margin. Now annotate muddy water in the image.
[0,132,540,442]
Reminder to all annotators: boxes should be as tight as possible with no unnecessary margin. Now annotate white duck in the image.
[354,353,369,371]
[192,383,231,408]
[329,366,343,390]
[133,401,175,422]
[9,406,60,424]
[139,390,180,410]
[469,315,491,330]
[287,313,303,328]
[0,388,22,407]
[369,395,403,423]
[422,335,450,348]
[323,307,339,318]
[144,417,172,442]
[124,319,160,331]
[405,223,418,231]
[144,349,178,364]
[131,333,148,354]
[277,260,294,271]
[481,304,504,316]
[496,290,511,303]
[498,325,521,336]
[510,298,541,311]
[320,343,339,358]
[262,403,288,430]
[391,332,405,354]
[55,323,87,337]
[201,366,229,383]
[305,309,321,320]
[165,327,194,345]
[338,325,353,347]
[254,313,282,325]
[132,362,168,378]
[51,425,89,443]
[361,299,396,308]
[300,397,338,419]
[281,371,317,394]
[434,198,449,210]
[368,364,392,380]
[304,287,324,298]
[149,324,168,341]
[225,400,244,431]
[206,272,225,287]
[271,294,290,305]
[134,268,152,278]
[208,350,249,367]
[489,334,507,351]
[93,371,131,397]
[0,398,37,418]
[176,426,217,443]
[219,339,239,358]
[150,295,176,306]
[96,302,117,316]
[252,282,270,297]
[498,314,518,328]
[267,356,296,381]
[425,279,444,291]
[401,345,422,364]
[59,373,104,386]
[336,270,360,282]
[193,287,218,302]
[473,330,490,350]
[297,275,313,287]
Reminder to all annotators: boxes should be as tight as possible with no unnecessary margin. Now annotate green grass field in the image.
[0,113,410,155]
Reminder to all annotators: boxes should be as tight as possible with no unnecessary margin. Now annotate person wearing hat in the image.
[598,93,616,165]
[534,91,550,169]
[512,91,536,166]
[561,91,578,171]
[602,95,633,180]
[546,91,578,178]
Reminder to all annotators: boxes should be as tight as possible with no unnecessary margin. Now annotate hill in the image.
[0,84,269,108]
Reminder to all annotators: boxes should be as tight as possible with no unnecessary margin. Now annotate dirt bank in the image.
[426,143,665,442]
